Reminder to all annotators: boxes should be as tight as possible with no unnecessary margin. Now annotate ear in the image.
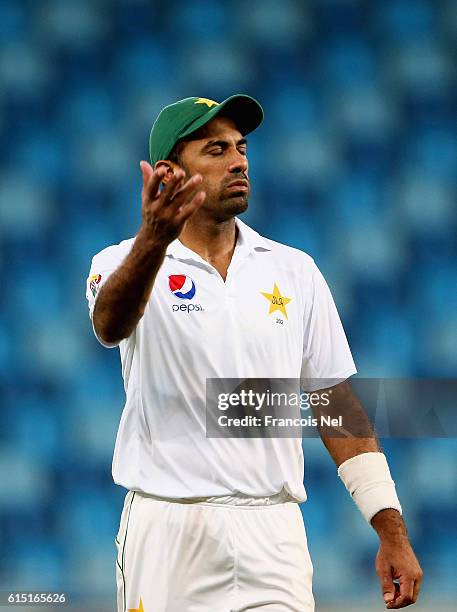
[154,160,179,184]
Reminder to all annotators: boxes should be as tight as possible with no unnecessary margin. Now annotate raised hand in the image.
[140,161,206,245]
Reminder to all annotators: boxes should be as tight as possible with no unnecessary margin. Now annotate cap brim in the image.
[180,94,264,140]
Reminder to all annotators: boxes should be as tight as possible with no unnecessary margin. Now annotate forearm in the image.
[313,380,380,467]
[321,436,380,467]
[311,381,402,524]
[93,226,167,344]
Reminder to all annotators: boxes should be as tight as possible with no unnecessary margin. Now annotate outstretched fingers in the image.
[140,165,206,238]
[167,173,203,208]
[175,190,206,224]
[160,170,186,206]
[140,162,166,202]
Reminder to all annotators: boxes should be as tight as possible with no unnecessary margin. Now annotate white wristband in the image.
[337,452,402,524]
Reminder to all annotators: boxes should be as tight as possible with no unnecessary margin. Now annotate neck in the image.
[178,215,238,262]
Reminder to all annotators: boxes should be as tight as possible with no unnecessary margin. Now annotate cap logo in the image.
[195,98,219,108]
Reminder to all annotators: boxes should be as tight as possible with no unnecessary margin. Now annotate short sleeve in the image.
[300,260,357,391]
[85,245,128,348]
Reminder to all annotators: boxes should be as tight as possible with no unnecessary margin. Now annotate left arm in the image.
[312,380,423,609]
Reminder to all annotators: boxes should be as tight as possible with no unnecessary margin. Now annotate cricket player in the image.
[85,95,423,611]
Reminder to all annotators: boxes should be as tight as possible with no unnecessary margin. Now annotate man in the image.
[86,95,423,611]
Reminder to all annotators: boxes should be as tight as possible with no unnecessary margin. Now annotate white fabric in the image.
[85,218,357,502]
[337,451,403,523]
[137,488,294,507]
[115,491,314,612]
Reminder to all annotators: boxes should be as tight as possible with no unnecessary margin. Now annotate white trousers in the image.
[115,491,315,612]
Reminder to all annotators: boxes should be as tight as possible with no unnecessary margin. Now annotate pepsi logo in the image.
[169,274,196,300]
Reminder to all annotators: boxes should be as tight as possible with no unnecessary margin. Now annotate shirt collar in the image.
[165,217,271,261]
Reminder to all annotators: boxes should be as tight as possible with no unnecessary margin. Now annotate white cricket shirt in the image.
[85,218,356,502]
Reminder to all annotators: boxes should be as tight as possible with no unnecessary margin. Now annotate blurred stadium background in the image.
[0,0,456,610]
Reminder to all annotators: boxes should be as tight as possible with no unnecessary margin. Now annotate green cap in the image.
[149,94,264,165]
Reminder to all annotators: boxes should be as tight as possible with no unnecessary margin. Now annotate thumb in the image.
[380,570,395,603]
[384,592,394,604]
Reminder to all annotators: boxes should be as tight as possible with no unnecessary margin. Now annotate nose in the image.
[228,149,248,175]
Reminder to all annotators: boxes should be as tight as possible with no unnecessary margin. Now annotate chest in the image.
[145,256,306,360]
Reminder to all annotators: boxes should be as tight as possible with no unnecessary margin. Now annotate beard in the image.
[196,183,249,221]
[212,174,250,219]
[178,162,250,220]
[217,190,249,218]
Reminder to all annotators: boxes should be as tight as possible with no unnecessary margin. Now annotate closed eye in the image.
[202,138,248,156]
[208,147,247,156]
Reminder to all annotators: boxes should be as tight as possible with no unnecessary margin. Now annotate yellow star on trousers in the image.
[261,283,292,319]
[128,598,144,612]
[195,97,219,107]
